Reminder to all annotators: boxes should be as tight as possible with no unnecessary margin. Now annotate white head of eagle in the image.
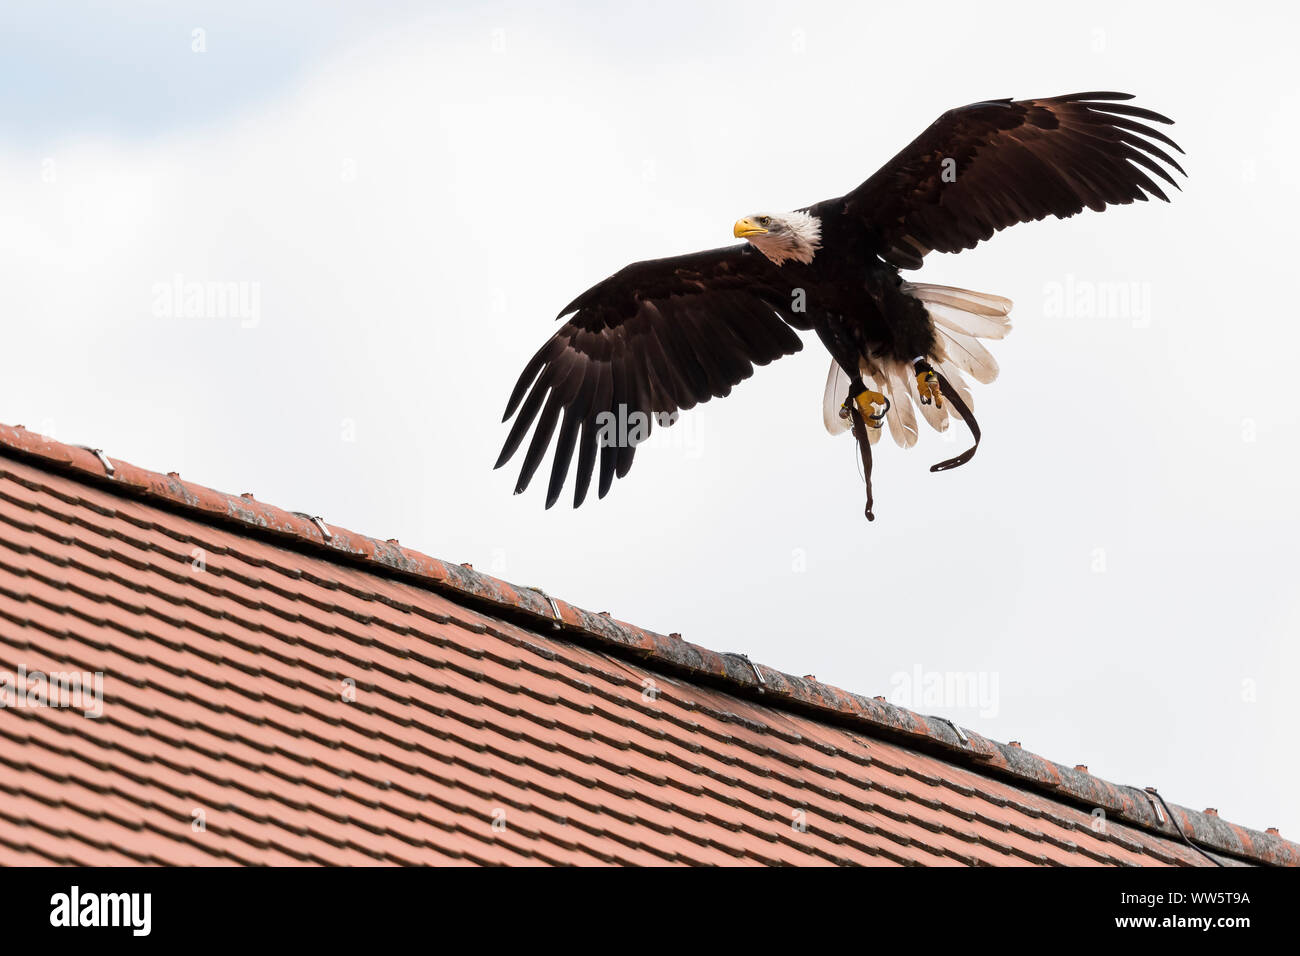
[733,210,822,266]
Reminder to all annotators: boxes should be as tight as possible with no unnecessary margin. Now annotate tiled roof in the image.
[0,421,1293,867]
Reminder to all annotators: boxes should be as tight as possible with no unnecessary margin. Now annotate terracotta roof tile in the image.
[0,422,1294,867]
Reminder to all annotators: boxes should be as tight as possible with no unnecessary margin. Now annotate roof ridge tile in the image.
[1,425,1295,866]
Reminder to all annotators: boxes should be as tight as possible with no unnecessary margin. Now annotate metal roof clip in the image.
[529,587,563,629]
[1144,786,1167,824]
[725,652,766,690]
[76,446,115,476]
[938,717,969,745]
[291,512,333,541]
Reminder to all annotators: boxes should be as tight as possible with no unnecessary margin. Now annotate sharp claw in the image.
[845,389,889,428]
[916,370,943,408]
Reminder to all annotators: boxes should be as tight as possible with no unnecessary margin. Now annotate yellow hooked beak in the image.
[733,217,768,238]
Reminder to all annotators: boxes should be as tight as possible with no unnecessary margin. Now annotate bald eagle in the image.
[496,92,1184,517]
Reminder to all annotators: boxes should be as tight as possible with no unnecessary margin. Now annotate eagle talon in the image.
[842,389,889,428]
[916,370,943,408]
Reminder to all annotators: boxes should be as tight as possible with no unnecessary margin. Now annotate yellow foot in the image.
[916,369,943,408]
[841,389,889,428]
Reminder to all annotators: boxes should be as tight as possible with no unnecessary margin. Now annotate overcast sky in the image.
[3,0,1297,839]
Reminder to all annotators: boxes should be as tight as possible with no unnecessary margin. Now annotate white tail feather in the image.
[937,328,999,384]
[820,283,1013,446]
[822,360,851,434]
[901,282,1013,319]
[928,301,1012,342]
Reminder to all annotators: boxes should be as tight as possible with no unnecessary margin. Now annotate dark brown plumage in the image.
[497,247,808,507]
[845,92,1186,268]
[497,92,1184,510]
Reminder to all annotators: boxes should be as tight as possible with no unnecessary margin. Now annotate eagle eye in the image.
[758,216,771,226]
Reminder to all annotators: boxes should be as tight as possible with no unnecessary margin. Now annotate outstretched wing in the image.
[496,244,803,508]
[844,92,1186,269]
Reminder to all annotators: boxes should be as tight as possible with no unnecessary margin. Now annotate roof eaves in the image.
[0,421,1294,868]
